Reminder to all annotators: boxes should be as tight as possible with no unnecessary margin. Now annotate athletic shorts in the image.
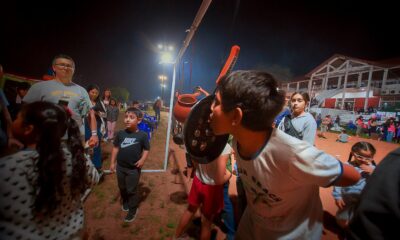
[188,175,224,220]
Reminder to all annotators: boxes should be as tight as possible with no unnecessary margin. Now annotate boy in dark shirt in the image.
[110,107,150,222]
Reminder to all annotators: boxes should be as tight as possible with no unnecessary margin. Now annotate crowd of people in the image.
[1,58,399,240]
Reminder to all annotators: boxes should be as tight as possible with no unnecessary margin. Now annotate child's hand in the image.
[335,198,346,210]
[88,136,98,147]
[109,163,116,173]
[8,137,24,149]
[360,164,374,174]
[135,159,145,168]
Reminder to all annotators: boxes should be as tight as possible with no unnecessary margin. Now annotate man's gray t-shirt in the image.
[23,80,91,127]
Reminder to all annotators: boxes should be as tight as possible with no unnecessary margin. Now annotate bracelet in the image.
[91,131,97,136]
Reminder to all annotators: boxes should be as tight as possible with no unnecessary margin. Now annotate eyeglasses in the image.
[54,63,74,69]
[353,152,374,162]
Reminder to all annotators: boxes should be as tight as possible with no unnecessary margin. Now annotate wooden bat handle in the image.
[216,45,240,84]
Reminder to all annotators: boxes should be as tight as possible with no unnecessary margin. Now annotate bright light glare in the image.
[158,75,167,81]
[157,44,163,49]
[168,45,174,51]
[160,52,173,64]
[161,84,166,88]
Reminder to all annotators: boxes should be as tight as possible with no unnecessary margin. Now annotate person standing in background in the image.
[278,91,317,145]
[8,82,31,120]
[106,98,119,141]
[85,84,106,172]
[101,88,111,140]
[153,98,162,122]
[23,54,98,146]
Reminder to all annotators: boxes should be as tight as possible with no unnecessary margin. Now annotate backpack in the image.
[283,116,303,140]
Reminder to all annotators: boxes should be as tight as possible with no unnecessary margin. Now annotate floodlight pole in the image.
[163,0,213,171]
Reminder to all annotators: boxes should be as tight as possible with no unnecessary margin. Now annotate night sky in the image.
[1,0,399,102]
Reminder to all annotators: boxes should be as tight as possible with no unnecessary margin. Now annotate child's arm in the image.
[213,153,230,185]
[134,150,149,168]
[110,146,119,172]
[223,152,236,182]
[333,163,361,186]
[332,186,346,209]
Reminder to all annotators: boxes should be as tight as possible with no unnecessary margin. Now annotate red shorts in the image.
[188,175,224,220]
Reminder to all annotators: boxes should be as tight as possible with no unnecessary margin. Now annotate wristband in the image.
[91,131,97,136]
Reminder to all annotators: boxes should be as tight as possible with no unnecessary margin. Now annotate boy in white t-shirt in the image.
[209,70,361,240]
[175,144,232,240]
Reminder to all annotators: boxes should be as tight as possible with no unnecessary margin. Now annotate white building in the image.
[280,54,400,112]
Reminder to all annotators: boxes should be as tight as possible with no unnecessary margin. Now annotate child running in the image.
[0,101,99,239]
[209,70,361,240]
[332,141,376,229]
[110,107,150,222]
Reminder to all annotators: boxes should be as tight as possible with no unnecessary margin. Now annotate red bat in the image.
[216,45,240,84]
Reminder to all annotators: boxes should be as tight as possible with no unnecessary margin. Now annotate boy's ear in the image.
[232,107,243,126]
[24,124,34,136]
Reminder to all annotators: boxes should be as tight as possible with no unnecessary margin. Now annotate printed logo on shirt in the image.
[120,138,138,148]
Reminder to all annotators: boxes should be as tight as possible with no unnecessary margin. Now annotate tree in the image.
[111,87,130,103]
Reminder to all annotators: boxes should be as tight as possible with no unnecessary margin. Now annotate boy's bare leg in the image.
[175,205,197,238]
[200,215,213,240]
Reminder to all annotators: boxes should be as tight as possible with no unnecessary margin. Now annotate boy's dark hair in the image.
[126,107,143,118]
[52,54,75,66]
[218,70,285,131]
[342,129,347,133]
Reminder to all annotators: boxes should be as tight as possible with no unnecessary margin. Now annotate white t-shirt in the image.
[234,128,342,240]
[195,144,232,185]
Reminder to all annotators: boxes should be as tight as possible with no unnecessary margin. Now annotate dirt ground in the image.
[84,111,399,240]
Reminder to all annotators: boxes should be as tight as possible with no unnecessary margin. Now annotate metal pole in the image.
[164,0,213,171]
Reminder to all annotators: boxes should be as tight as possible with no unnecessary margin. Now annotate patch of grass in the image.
[159,201,165,208]
[159,227,164,234]
[121,222,130,228]
[147,192,158,207]
[130,226,141,235]
[93,210,105,219]
[92,187,106,201]
[167,206,178,216]
[166,222,176,229]
[109,194,118,204]
[146,215,162,224]
[112,211,120,219]
[148,179,155,187]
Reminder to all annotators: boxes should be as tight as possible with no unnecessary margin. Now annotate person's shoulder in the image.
[69,82,87,92]
[0,150,38,167]
[117,129,127,135]
[137,130,149,138]
[29,80,52,88]
[271,128,301,148]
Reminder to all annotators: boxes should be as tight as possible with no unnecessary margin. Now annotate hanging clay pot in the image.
[173,92,201,123]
